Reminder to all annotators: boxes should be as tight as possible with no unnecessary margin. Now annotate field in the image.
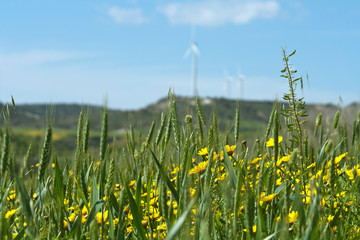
[1,50,360,239]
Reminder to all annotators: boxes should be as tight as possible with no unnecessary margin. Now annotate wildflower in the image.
[95,211,108,224]
[260,193,277,203]
[266,136,283,147]
[5,208,18,219]
[7,190,16,201]
[128,180,136,187]
[63,212,76,230]
[113,218,119,226]
[142,220,149,227]
[335,152,348,164]
[188,161,208,175]
[82,206,88,216]
[198,147,208,156]
[288,211,298,224]
[248,157,262,164]
[327,215,334,223]
[225,145,236,156]
[189,188,196,197]
[33,193,38,200]
[213,151,218,160]
[303,196,310,204]
[307,162,316,169]
[243,225,257,233]
[171,167,179,174]
[276,155,291,166]
[157,222,167,231]
[126,225,133,233]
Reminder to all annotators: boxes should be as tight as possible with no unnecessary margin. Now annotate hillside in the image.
[1,97,359,159]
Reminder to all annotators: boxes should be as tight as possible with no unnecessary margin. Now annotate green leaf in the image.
[90,173,99,209]
[135,172,142,211]
[108,209,115,239]
[165,199,195,240]
[147,142,179,203]
[109,192,120,216]
[122,176,147,240]
[74,175,89,209]
[288,49,296,57]
[11,95,16,112]
[85,199,105,228]
[14,175,33,224]
[13,227,26,240]
[54,158,64,208]
[223,146,237,189]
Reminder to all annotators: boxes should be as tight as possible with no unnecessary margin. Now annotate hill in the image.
[1,97,359,159]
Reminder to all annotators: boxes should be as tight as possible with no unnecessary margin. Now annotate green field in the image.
[1,50,360,239]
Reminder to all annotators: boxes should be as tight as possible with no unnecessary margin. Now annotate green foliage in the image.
[2,51,360,240]
[281,49,307,154]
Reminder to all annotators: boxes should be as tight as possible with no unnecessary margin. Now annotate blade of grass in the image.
[223,146,237,189]
[147,141,179,203]
[165,199,195,240]
[122,176,147,240]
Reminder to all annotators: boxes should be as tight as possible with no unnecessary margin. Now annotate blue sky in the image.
[0,0,359,109]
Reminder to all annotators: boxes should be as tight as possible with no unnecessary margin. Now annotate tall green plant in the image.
[281,49,307,158]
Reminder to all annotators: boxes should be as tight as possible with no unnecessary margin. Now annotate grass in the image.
[1,49,360,239]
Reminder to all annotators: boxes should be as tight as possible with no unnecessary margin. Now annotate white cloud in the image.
[157,0,280,26]
[108,7,147,24]
[0,50,82,66]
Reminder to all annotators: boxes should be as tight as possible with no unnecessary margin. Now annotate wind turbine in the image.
[224,68,234,98]
[236,67,245,100]
[184,26,200,97]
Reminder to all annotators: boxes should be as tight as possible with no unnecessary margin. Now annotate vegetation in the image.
[1,49,360,239]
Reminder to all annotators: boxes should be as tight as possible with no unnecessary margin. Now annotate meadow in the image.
[1,49,360,239]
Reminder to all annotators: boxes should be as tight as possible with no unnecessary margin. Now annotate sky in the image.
[0,0,359,110]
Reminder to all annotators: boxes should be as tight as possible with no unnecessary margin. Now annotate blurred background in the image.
[0,0,359,110]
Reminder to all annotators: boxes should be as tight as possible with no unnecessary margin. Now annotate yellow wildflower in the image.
[188,161,208,175]
[95,211,108,224]
[307,162,316,169]
[213,151,218,160]
[260,193,277,203]
[288,211,298,224]
[248,157,262,164]
[335,152,348,164]
[189,188,196,197]
[327,215,334,223]
[276,155,291,166]
[7,190,16,201]
[266,136,283,147]
[243,225,257,233]
[198,147,208,156]
[128,180,136,187]
[171,167,179,174]
[225,145,236,156]
[114,184,122,191]
[5,208,18,219]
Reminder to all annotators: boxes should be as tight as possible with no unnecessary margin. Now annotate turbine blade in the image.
[191,42,200,56]
[184,48,191,59]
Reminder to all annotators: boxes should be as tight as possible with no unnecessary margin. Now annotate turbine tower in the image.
[224,68,234,98]
[184,26,200,97]
[236,66,245,100]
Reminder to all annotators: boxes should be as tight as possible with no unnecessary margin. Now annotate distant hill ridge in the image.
[1,97,359,133]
